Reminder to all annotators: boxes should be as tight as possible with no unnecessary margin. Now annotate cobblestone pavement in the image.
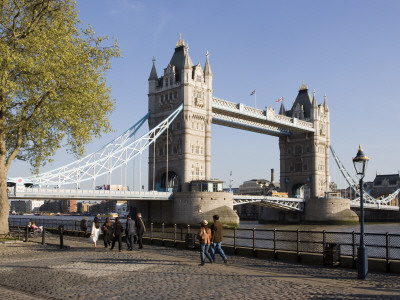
[1,235,400,299]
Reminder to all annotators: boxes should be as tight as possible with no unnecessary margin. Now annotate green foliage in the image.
[0,0,120,172]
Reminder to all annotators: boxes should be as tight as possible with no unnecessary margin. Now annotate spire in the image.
[148,56,158,80]
[279,102,286,115]
[176,33,185,48]
[323,93,329,111]
[312,89,317,108]
[299,80,308,91]
[204,50,212,76]
[183,44,192,69]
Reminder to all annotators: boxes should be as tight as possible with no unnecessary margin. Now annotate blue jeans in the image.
[211,242,227,262]
[200,244,212,265]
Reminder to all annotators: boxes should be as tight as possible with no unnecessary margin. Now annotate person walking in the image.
[135,213,146,249]
[125,215,136,251]
[102,217,113,248]
[110,217,124,252]
[210,214,228,263]
[197,220,213,266]
[90,217,101,250]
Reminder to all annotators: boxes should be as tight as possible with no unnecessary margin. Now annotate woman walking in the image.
[197,220,213,266]
[90,217,101,250]
[102,217,113,248]
[110,217,124,252]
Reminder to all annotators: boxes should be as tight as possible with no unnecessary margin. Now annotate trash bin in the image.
[185,233,196,249]
[324,243,340,266]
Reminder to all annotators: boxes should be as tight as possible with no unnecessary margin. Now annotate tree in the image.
[0,0,120,234]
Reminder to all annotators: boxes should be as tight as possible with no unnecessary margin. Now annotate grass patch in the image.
[0,236,17,242]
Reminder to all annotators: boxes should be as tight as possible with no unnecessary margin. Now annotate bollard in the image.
[174,224,177,246]
[58,225,64,249]
[42,227,46,245]
[25,225,29,242]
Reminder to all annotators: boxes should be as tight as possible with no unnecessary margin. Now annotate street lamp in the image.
[352,145,369,280]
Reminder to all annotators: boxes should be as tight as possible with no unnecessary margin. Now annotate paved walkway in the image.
[1,235,400,299]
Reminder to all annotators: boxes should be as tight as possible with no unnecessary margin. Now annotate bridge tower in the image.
[148,35,212,192]
[279,82,330,199]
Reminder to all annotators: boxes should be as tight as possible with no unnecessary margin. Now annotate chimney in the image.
[271,168,275,183]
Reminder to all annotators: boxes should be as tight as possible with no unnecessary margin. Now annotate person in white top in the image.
[90,217,101,250]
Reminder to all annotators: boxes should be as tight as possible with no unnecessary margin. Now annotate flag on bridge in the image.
[250,89,256,96]
[276,97,283,103]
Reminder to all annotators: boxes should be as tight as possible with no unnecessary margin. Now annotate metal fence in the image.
[9,218,400,261]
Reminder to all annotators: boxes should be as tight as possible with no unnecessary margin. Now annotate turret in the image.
[204,51,213,89]
[148,57,158,91]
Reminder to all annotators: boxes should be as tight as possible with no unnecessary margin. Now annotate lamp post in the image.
[352,145,370,280]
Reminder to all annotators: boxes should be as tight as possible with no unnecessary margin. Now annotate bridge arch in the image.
[159,171,181,192]
[291,183,311,200]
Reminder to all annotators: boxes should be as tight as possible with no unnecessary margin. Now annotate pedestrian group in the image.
[88,213,229,267]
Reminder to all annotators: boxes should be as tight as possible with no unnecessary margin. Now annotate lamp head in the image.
[353,145,369,177]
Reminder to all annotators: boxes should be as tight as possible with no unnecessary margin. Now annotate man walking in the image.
[210,214,228,263]
[125,215,136,251]
[135,212,146,249]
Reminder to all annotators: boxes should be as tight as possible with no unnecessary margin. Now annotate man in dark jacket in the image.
[135,212,146,249]
[210,214,227,263]
[110,217,124,252]
[125,215,136,251]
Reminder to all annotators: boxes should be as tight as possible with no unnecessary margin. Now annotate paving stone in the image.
[0,235,399,300]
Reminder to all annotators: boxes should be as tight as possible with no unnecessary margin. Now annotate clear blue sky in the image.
[8,0,400,189]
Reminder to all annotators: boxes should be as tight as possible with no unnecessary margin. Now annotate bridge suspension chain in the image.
[24,104,183,186]
[330,145,398,206]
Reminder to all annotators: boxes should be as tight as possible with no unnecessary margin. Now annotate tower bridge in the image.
[10,36,398,224]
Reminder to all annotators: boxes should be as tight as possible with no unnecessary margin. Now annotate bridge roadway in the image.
[9,187,304,210]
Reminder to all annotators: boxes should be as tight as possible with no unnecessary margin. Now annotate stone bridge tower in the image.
[148,35,213,192]
[279,82,330,199]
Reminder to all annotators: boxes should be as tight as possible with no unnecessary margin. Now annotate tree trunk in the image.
[0,161,10,235]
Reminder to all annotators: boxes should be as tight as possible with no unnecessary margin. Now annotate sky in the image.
[8,0,400,190]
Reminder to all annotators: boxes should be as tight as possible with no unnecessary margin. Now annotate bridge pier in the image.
[128,192,239,226]
[259,195,359,224]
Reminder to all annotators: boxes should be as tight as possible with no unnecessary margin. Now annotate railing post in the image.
[42,227,46,245]
[187,224,190,234]
[296,229,300,262]
[58,225,64,249]
[322,230,326,262]
[252,227,256,256]
[273,229,277,259]
[352,231,356,269]
[17,226,20,240]
[150,223,153,244]
[174,224,177,246]
[386,232,390,273]
[25,224,29,242]
[180,225,183,241]
[233,227,237,254]
[162,222,165,245]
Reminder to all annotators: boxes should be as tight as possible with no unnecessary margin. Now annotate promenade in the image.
[1,236,400,299]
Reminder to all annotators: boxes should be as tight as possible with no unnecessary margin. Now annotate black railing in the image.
[8,217,400,262]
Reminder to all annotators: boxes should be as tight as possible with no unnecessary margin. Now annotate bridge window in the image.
[174,91,177,99]
[303,164,308,171]
[295,145,302,155]
[165,78,168,87]
[295,163,302,172]
[287,148,292,155]
[170,78,173,86]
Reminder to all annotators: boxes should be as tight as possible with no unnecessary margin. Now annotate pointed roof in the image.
[148,57,158,81]
[289,80,312,118]
[169,35,193,79]
[312,89,317,108]
[204,51,212,76]
[279,102,286,115]
[323,93,329,111]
